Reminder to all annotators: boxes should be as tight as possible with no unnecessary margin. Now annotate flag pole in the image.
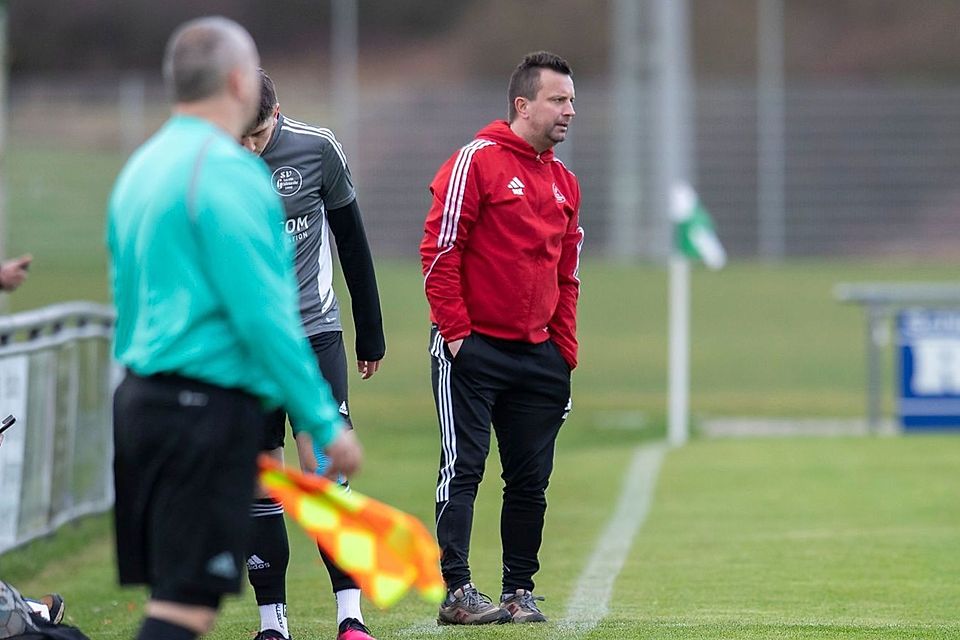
[668,184,726,447]
[654,0,694,446]
[668,254,690,446]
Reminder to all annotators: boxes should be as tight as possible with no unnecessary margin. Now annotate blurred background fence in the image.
[10,77,960,261]
[6,0,960,265]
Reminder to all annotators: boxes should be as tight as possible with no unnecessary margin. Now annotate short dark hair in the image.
[253,68,278,126]
[507,51,572,123]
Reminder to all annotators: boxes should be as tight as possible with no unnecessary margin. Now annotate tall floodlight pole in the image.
[652,0,695,446]
[608,0,644,260]
[331,0,359,163]
[0,0,8,312]
[757,0,785,260]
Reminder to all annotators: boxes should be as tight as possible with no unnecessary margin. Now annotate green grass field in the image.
[2,143,959,638]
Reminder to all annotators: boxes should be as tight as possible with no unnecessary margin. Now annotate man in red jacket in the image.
[420,51,583,626]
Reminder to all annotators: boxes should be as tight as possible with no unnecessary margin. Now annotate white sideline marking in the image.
[557,443,666,637]
[396,443,667,638]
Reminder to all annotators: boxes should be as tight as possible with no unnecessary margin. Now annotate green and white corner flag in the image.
[667,182,725,447]
[671,182,726,270]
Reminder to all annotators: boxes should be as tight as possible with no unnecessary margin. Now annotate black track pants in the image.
[429,327,571,593]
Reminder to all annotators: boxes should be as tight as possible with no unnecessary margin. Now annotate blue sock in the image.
[312,442,346,486]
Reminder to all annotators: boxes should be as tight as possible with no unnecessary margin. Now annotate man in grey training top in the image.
[241,69,385,640]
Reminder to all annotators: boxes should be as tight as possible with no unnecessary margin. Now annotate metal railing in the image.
[0,302,116,553]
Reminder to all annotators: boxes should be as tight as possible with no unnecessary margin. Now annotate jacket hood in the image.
[475,120,555,162]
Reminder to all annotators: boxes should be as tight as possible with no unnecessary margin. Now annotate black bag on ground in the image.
[13,621,91,640]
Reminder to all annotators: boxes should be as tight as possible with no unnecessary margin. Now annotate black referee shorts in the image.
[113,371,263,606]
[262,330,351,450]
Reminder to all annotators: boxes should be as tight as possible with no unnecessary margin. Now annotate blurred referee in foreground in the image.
[106,16,361,640]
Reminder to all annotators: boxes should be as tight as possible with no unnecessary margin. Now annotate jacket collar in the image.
[475,120,555,163]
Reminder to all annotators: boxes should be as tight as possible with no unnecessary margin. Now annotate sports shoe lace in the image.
[517,591,545,612]
[462,586,494,609]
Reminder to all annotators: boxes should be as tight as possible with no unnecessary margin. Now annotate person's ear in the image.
[513,96,529,119]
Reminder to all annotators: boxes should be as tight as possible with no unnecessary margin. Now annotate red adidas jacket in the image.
[420,120,583,369]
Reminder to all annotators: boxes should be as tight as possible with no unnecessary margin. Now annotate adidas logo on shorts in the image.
[247,554,271,571]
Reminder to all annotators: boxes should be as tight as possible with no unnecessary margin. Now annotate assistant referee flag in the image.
[258,456,445,609]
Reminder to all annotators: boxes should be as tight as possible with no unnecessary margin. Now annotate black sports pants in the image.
[429,327,571,593]
[261,330,358,593]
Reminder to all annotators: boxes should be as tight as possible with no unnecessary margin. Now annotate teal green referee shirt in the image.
[107,114,342,448]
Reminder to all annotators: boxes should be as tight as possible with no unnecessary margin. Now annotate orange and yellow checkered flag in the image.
[258,455,445,609]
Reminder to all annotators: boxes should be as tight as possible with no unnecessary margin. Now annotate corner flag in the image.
[671,182,726,270]
[668,182,725,446]
[258,455,445,609]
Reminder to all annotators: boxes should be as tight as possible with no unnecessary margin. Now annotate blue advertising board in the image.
[898,308,960,430]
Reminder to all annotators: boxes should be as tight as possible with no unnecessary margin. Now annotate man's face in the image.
[522,69,576,152]
[241,105,279,155]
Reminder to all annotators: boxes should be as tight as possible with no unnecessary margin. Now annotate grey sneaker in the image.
[437,583,512,625]
[500,589,547,623]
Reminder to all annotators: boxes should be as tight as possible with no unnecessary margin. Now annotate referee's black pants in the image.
[429,326,572,594]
